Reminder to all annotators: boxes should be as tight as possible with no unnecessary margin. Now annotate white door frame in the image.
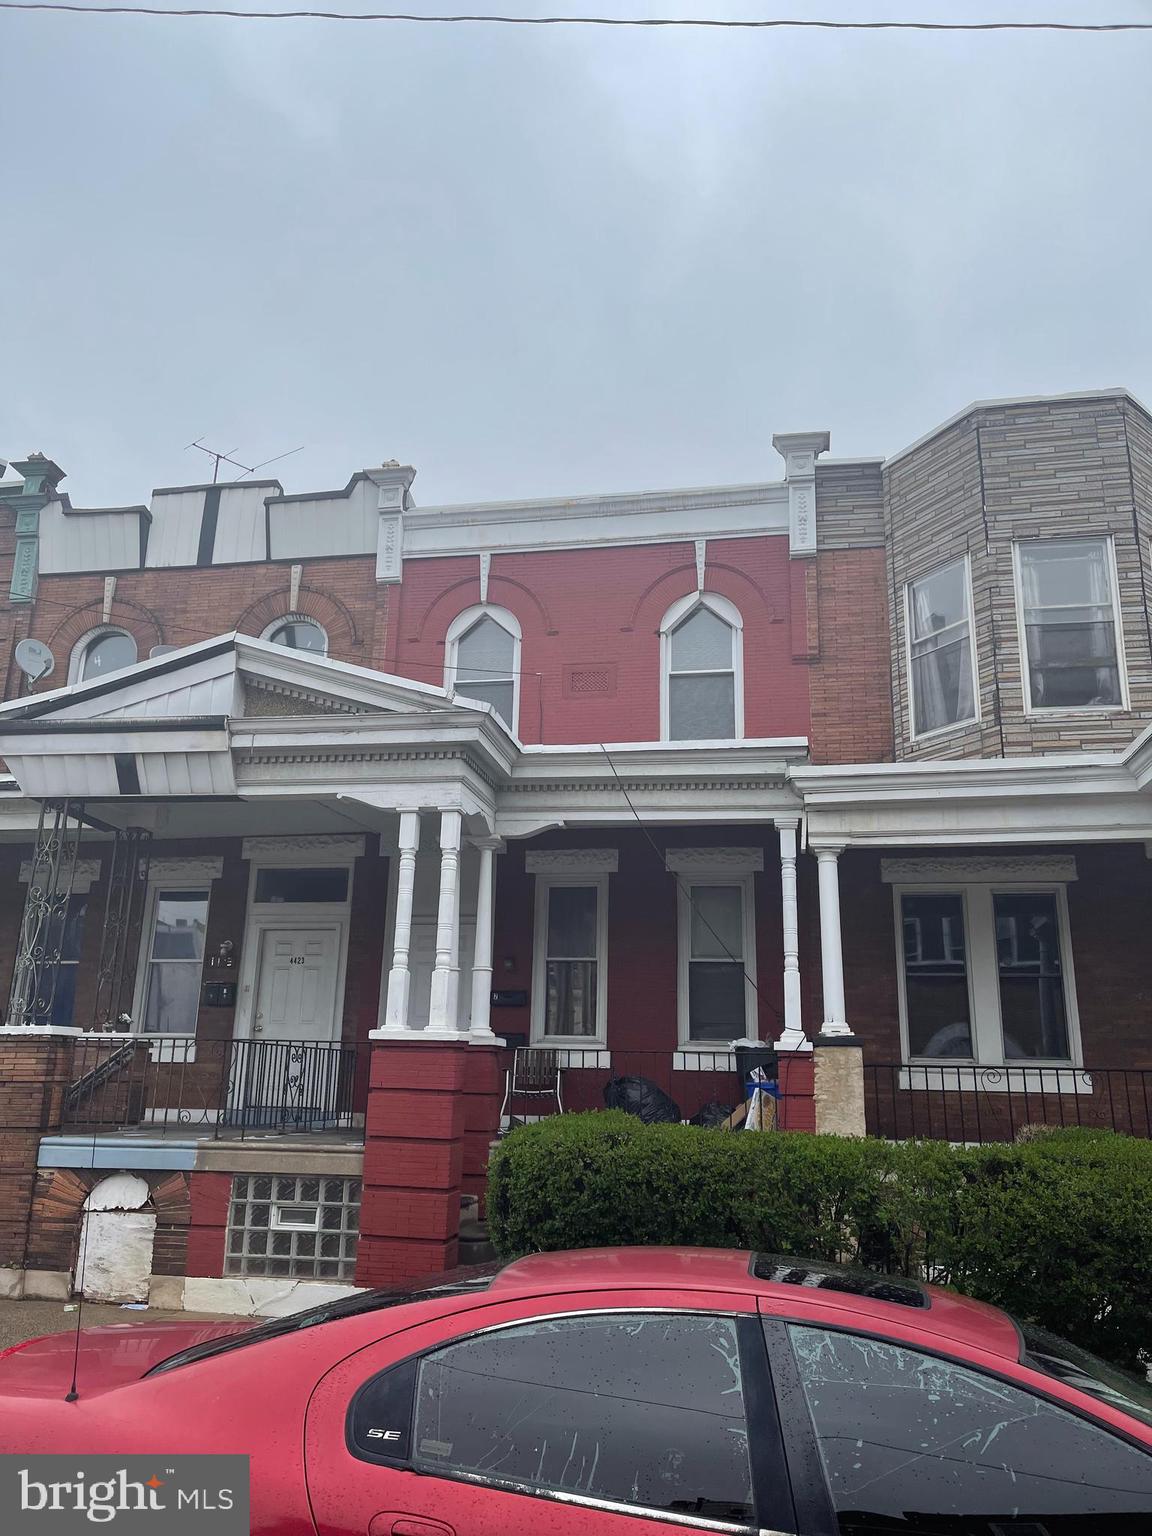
[235,845,360,1045]
[237,916,350,1046]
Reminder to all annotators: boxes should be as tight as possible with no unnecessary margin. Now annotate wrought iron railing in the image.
[864,1063,1152,1143]
[62,1036,368,1140]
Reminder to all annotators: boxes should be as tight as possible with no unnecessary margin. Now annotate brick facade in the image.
[888,394,1152,760]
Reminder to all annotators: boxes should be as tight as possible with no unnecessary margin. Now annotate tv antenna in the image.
[185,438,305,484]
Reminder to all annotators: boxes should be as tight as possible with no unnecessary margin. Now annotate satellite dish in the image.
[14,638,55,683]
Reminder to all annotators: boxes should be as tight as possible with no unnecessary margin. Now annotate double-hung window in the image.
[140,887,211,1035]
[671,850,761,1046]
[531,876,608,1042]
[1016,538,1125,711]
[893,865,1081,1070]
[660,594,744,742]
[906,558,976,737]
[445,605,521,734]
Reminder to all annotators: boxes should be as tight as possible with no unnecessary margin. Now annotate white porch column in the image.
[775,817,809,1052]
[379,810,421,1035]
[813,841,850,1038]
[427,809,463,1036]
[469,838,502,1043]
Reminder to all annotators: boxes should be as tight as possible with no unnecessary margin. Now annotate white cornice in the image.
[881,854,1077,884]
[666,847,765,872]
[525,849,619,874]
[148,856,224,882]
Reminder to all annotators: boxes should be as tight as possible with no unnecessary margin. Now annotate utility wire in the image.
[598,742,781,1024]
[1,5,1150,29]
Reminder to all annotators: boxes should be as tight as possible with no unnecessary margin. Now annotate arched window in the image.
[445,605,521,734]
[263,616,328,655]
[660,593,743,741]
[70,628,138,684]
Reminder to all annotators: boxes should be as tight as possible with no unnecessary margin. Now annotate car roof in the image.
[488,1247,1021,1362]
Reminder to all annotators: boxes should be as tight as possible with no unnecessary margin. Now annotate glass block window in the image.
[225,1174,361,1281]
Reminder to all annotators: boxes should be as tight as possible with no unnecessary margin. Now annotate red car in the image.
[2,1247,1152,1535]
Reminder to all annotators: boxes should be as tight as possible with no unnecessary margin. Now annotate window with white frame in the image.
[677,875,757,1044]
[532,877,607,1041]
[140,887,211,1034]
[70,628,137,683]
[1015,538,1125,711]
[894,876,1079,1065]
[906,558,976,736]
[660,594,743,742]
[263,616,328,654]
[446,605,520,733]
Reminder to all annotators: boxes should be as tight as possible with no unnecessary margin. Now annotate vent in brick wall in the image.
[563,663,617,699]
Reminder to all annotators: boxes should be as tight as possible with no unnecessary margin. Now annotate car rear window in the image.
[146,1271,498,1377]
[1020,1323,1152,1428]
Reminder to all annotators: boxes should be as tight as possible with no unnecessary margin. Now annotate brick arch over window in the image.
[411,573,554,645]
[236,585,361,650]
[627,560,781,635]
[45,599,163,680]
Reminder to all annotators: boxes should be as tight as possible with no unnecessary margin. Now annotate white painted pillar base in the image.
[469,839,502,1043]
[814,841,851,1038]
[775,818,810,1053]
[427,809,463,1038]
[377,810,421,1037]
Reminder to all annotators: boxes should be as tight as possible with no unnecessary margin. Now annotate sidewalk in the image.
[0,1298,231,1351]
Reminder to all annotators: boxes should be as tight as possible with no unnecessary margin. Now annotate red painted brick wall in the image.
[388,536,811,745]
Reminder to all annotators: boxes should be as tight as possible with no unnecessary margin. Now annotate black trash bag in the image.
[603,1075,681,1124]
[689,1101,734,1129]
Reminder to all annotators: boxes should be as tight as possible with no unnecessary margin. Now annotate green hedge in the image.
[487,1114,1152,1367]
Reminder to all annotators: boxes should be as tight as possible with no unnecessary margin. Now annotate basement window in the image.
[226,1174,361,1280]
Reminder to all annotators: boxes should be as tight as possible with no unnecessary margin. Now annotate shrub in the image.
[487,1117,1152,1366]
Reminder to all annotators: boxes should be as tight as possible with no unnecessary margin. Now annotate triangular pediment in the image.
[0,633,472,726]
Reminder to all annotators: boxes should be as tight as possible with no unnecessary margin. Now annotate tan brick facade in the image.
[887,393,1152,760]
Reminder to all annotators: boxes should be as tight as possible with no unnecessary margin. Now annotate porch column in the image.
[427,809,463,1036]
[380,810,421,1035]
[774,817,809,1052]
[469,839,502,1044]
[813,841,850,1037]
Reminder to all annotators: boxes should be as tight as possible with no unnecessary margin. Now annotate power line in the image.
[598,741,781,1024]
[1,5,1150,30]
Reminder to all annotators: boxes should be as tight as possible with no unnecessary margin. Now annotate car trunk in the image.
[0,1319,255,1399]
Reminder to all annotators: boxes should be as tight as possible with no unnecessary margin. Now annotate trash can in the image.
[733,1042,778,1096]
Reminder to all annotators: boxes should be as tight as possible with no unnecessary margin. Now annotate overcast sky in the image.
[4,0,1152,510]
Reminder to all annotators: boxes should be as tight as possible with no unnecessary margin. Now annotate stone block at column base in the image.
[813,1036,866,1137]
[774,1050,816,1133]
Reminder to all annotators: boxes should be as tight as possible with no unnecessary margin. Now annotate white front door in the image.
[409,921,476,1031]
[239,926,344,1123]
[253,927,341,1043]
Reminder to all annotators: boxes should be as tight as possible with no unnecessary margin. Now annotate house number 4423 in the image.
[289,956,306,966]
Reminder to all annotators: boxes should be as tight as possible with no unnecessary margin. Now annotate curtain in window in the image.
[909,570,974,735]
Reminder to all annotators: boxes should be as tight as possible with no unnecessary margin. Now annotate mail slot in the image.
[201,980,237,1008]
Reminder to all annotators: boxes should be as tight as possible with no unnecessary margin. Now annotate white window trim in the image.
[659,591,744,743]
[904,554,980,742]
[131,871,218,1045]
[676,870,758,1049]
[893,880,1083,1072]
[530,873,609,1047]
[67,625,138,685]
[444,603,522,738]
[1011,535,1129,717]
[259,614,329,656]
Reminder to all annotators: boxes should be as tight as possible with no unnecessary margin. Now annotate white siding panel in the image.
[268,479,377,560]
[211,485,269,564]
[39,502,142,574]
[146,490,206,568]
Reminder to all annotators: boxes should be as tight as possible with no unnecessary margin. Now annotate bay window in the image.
[1015,538,1125,711]
[906,558,976,736]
